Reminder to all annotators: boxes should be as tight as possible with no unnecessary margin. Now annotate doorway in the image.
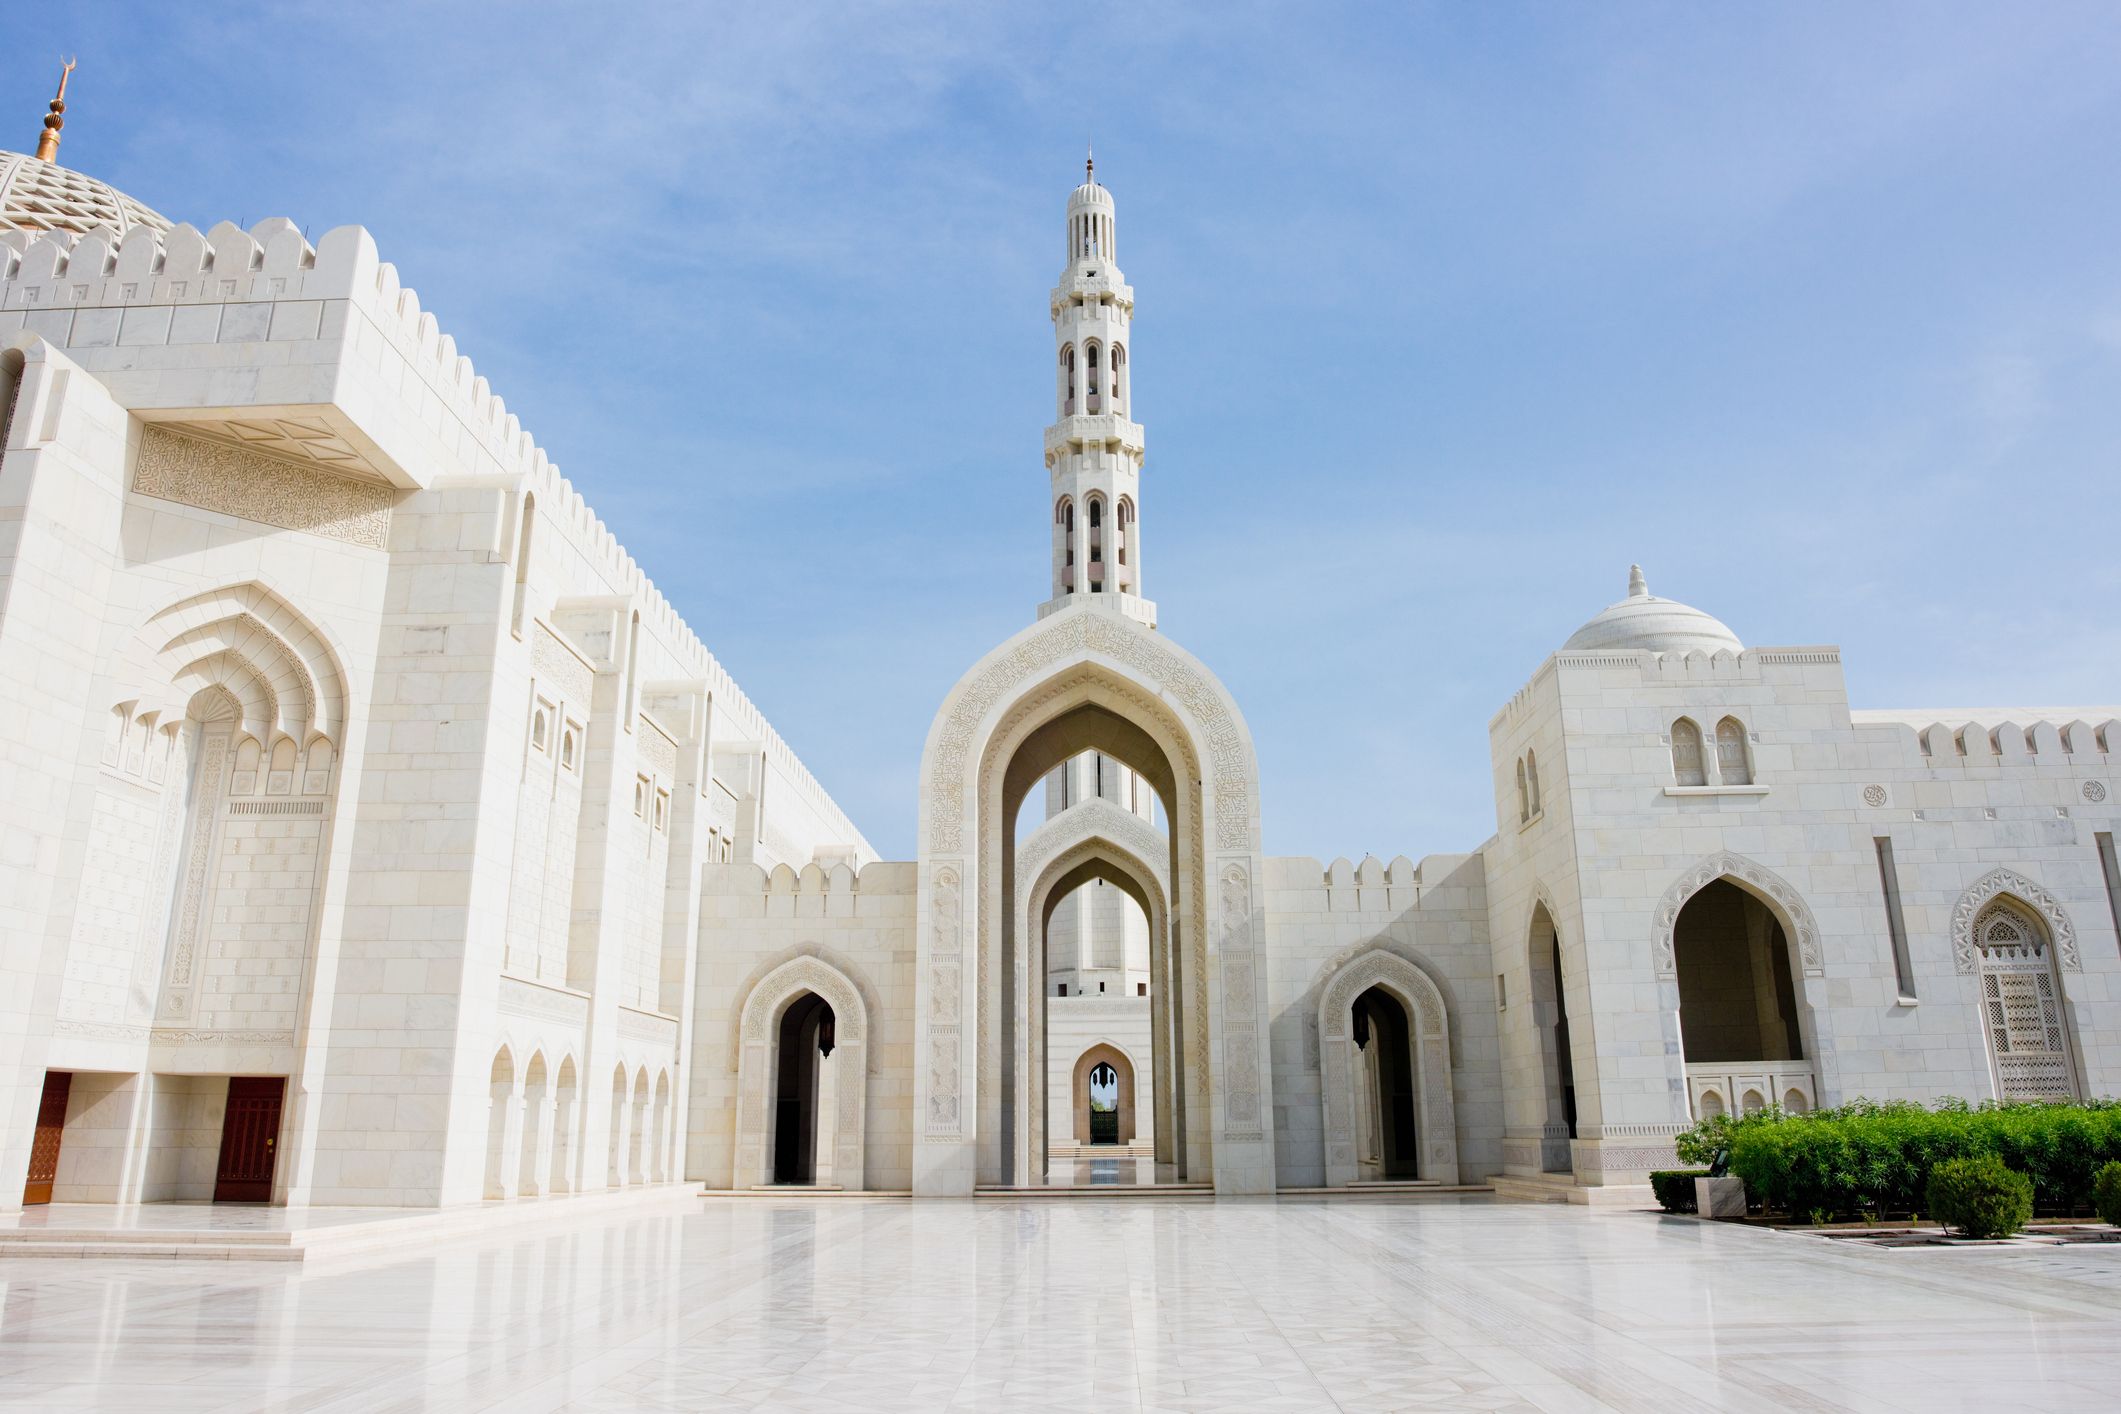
[1353,987,1419,1180]
[22,1071,71,1205]
[213,1076,285,1202]
[772,992,835,1185]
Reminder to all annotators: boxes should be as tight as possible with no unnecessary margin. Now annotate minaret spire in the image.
[32,57,77,164]
[1041,162,1155,628]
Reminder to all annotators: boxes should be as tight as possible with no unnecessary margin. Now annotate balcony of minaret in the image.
[1044,415,1144,462]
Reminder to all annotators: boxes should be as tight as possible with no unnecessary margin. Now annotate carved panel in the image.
[531,625,595,703]
[133,427,393,549]
[498,976,590,1028]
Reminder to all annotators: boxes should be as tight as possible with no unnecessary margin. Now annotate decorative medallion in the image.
[1863,784,1888,808]
[2085,781,2108,803]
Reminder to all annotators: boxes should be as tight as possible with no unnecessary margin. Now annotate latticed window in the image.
[1670,719,1706,786]
[1975,900,2077,1101]
[1715,718,1751,785]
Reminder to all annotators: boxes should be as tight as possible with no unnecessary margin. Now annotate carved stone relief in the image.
[133,426,393,550]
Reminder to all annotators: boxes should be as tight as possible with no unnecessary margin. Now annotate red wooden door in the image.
[214,1077,285,1202]
[22,1071,71,1205]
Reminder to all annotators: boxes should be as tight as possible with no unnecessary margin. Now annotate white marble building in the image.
[3,118,2117,1212]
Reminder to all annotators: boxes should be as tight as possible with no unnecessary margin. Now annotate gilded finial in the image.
[33,57,77,163]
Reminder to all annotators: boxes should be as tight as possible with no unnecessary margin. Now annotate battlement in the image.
[1853,709,2119,766]
[0,218,867,855]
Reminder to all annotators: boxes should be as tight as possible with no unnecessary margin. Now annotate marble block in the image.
[1696,1175,1747,1218]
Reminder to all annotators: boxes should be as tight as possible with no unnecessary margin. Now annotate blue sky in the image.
[11,4,2121,862]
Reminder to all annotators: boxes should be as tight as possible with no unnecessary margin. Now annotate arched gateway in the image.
[914,604,1272,1194]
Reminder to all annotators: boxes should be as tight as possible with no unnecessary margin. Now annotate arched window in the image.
[1515,759,1528,824]
[1060,346,1076,417]
[1715,718,1751,785]
[1973,897,2079,1101]
[1525,750,1541,816]
[1116,497,1133,569]
[1111,343,1126,415]
[1086,341,1102,412]
[1085,496,1105,592]
[1671,718,1706,787]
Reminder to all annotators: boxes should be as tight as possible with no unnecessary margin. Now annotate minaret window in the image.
[1086,343,1101,414]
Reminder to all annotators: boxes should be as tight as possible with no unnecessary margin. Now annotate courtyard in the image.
[1,1194,2117,1411]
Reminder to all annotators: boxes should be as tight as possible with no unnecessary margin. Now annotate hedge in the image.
[1650,1169,1709,1213]
[1685,1098,2121,1220]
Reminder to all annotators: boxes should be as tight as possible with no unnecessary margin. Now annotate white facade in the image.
[3,146,2117,1212]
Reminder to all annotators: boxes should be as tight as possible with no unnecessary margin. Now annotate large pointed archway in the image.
[914,605,1271,1195]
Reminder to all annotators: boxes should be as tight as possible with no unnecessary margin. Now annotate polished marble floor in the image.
[2,1194,2119,1412]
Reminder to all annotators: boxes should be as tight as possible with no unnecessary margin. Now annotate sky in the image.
[9,3,2121,863]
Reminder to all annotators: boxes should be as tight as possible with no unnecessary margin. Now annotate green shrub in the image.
[1649,1169,1709,1213]
[1723,1097,2121,1221]
[1926,1155,2032,1239]
[2094,1161,2121,1227]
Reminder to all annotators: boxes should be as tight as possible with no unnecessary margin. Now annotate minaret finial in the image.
[1086,145,1094,184]
[33,57,76,163]
[1627,564,1647,598]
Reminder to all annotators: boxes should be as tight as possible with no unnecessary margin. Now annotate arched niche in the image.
[732,955,869,1191]
[1317,949,1460,1186]
[914,606,1268,1196]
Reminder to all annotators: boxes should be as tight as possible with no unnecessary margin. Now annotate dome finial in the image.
[33,56,76,164]
[1086,144,1094,184]
[1627,563,1647,598]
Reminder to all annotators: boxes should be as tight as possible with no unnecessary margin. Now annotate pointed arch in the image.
[1317,948,1459,1185]
[115,581,350,748]
[1652,851,1823,978]
[733,954,870,1191]
[1950,867,2080,974]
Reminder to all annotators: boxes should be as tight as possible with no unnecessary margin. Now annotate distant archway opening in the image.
[1072,1043,1137,1145]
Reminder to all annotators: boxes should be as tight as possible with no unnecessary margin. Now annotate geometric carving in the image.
[1218,863,1262,1137]
[927,868,963,1134]
[1651,852,1824,978]
[531,625,594,704]
[1316,947,1458,1185]
[1863,784,1888,808]
[1950,868,2079,974]
[134,427,393,550]
[498,975,590,1028]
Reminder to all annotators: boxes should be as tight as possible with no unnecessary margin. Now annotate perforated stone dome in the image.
[0,150,172,235]
[1562,565,1743,656]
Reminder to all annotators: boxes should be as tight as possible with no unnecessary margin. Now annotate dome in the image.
[1069,179,1113,210]
[0,150,172,236]
[1562,565,1743,656]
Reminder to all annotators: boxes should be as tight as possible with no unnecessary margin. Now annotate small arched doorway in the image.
[1071,1043,1137,1146]
[1672,878,1813,1118]
[1352,988,1419,1180]
[773,992,836,1185]
[1526,902,1576,1171]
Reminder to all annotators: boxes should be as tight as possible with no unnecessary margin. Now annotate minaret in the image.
[1041,153,1155,627]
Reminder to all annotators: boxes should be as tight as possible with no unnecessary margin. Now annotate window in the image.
[634,776,648,817]
[654,788,669,832]
[1137,982,1147,996]
[561,722,579,771]
[1526,750,1542,815]
[1058,983,1068,998]
[1715,717,1751,785]
[1973,898,2078,1100]
[1874,838,1915,1000]
[1515,759,1528,824]
[531,703,551,753]
[1671,718,1706,786]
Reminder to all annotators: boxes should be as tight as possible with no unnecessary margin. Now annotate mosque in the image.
[2,68,2117,1212]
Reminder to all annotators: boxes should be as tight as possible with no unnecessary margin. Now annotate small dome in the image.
[1562,565,1742,656]
[0,150,172,236]
[1068,179,1113,211]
